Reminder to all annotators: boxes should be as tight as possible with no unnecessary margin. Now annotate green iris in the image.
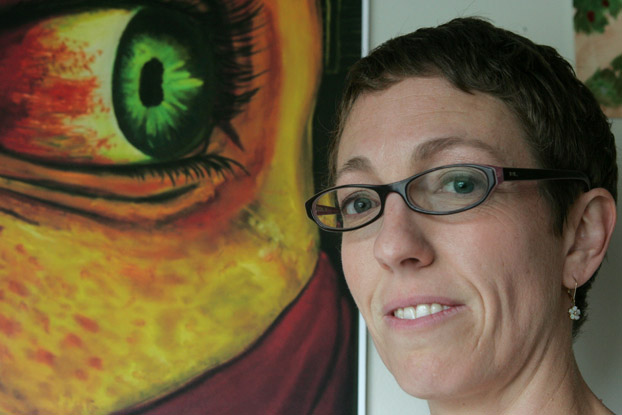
[112,8,216,160]
[453,179,475,194]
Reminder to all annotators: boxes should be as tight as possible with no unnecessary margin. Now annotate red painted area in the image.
[95,137,113,151]
[8,280,29,297]
[0,21,108,162]
[88,356,103,370]
[74,369,88,381]
[14,244,27,255]
[34,348,55,366]
[172,170,261,233]
[122,264,155,284]
[74,314,99,333]
[63,333,84,348]
[28,255,42,268]
[0,314,21,336]
[35,310,50,333]
[0,343,14,362]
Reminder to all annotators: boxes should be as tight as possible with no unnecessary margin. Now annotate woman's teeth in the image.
[393,303,450,320]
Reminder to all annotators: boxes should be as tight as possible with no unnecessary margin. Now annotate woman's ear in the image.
[562,188,617,289]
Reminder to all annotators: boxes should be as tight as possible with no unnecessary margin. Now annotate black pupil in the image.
[139,58,165,107]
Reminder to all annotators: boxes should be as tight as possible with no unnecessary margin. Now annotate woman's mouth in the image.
[392,303,451,320]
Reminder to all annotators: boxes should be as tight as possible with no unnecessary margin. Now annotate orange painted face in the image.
[0,1,321,414]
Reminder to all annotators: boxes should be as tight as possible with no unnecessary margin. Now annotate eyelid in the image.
[437,169,481,180]
[0,151,244,225]
[339,188,377,202]
[0,146,247,185]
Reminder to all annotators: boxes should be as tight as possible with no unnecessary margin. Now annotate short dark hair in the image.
[330,17,617,337]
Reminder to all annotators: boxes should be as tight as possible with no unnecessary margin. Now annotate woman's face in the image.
[0,1,321,413]
[337,77,571,400]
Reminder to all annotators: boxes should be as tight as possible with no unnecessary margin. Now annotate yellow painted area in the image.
[0,0,322,414]
[0,217,312,413]
[253,0,323,264]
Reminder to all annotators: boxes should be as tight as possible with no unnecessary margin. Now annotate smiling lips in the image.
[393,303,451,320]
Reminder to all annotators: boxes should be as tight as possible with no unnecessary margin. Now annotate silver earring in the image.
[568,281,581,321]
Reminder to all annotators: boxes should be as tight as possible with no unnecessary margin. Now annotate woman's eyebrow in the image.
[335,137,502,183]
[413,136,502,162]
[335,156,374,183]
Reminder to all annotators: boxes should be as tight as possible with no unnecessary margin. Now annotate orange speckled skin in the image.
[0,1,322,414]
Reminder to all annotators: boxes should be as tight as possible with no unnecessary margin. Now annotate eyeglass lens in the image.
[312,166,491,230]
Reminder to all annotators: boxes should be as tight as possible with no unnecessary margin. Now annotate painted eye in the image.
[112,8,217,160]
[0,2,263,223]
[0,5,254,167]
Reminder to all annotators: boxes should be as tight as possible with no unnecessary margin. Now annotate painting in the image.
[575,0,622,117]
[0,1,360,414]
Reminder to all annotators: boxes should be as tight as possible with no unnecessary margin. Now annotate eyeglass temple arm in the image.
[498,167,591,189]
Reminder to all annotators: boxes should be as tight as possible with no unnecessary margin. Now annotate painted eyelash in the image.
[0,145,247,184]
[208,0,264,150]
[120,154,250,186]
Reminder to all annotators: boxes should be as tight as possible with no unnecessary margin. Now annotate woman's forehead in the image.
[336,77,530,175]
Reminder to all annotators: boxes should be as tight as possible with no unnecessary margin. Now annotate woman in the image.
[306,18,618,414]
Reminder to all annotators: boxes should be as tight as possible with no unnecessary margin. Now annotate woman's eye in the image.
[0,5,251,166]
[443,177,476,193]
[439,172,485,195]
[342,191,379,215]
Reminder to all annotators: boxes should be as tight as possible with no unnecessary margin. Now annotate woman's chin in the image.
[387,353,480,402]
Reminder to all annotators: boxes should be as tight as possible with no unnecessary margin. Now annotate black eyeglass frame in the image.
[305,164,591,232]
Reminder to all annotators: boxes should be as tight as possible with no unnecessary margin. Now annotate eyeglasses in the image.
[305,164,590,232]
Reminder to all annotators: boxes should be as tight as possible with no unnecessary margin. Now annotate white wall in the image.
[365,1,622,414]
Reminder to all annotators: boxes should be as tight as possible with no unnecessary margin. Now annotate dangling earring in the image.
[568,281,581,321]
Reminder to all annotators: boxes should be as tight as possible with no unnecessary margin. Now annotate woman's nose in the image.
[373,193,435,273]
